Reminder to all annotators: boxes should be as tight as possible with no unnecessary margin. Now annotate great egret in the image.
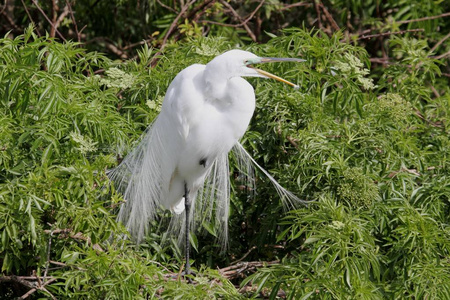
[109,49,305,276]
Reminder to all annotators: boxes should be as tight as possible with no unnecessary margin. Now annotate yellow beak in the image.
[246,57,305,90]
[253,68,299,89]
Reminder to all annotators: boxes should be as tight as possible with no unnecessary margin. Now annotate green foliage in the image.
[236,28,450,300]
[0,19,449,299]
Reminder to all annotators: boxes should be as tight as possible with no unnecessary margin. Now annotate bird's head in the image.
[205,49,304,89]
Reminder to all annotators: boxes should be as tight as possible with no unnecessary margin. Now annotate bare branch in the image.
[30,0,67,41]
[50,0,58,37]
[0,8,20,31]
[219,260,279,280]
[430,32,450,54]
[161,0,197,50]
[319,2,340,31]
[313,0,323,30]
[0,275,57,299]
[279,2,312,11]
[65,0,82,43]
[0,0,7,15]
[54,5,70,34]
[88,37,128,59]
[433,50,450,60]
[219,0,265,42]
[231,246,257,265]
[358,28,424,40]
[123,39,154,50]
[43,230,54,282]
[397,12,450,24]
[156,0,177,13]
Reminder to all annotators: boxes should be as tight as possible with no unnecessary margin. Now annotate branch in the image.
[156,0,177,13]
[397,12,450,24]
[185,0,215,20]
[20,0,41,37]
[313,0,323,30]
[358,28,424,40]
[201,0,264,31]
[50,0,58,37]
[0,275,57,299]
[219,0,265,42]
[219,260,279,280]
[231,246,257,265]
[0,8,20,31]
[122,39,154,50]
[88,37,128,59]
[30,0,67,41]
[319,2,340,31]
[54,5,70,36]
[43,230,54,282]
[279,2,312,11]
[0,0,7,14]
[149,0,196,67]
[161,0,197,50]
[430,32,450,54]
[65,0,82,43]
[432,50,450,60]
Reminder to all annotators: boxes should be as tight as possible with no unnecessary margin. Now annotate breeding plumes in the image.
[109,50,306,275]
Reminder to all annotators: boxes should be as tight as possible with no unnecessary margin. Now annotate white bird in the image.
[109,49,305,276]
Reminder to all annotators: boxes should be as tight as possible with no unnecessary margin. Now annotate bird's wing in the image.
[161,64,206,140]
[109,64,209,243]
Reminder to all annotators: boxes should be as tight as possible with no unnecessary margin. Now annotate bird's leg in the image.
[184,182,192,278]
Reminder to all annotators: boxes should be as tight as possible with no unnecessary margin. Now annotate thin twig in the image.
[358,28,424,40]
[219,260,279,280]
[319,2,340,31]
[313,0,322,30]
[20,288,37,299]
[43,230,54,282]
[369,57,393,64]
[161,0,196,50]
[0,0,7,14]
[150,0,196,67]
[202,0,264,29]
[31,0,67,41]
[397,12,450,24]
[279,2,312,11]
[430,32,450,54]
[231,246,257,265]
[156,0,177,13]
[87,37,128,59]
[50,0,59,38]
[186,0,214,20]
[54,5,70,34]
[433,50,450,60]
[66,0,82,43]
[0,275,57,299]
[219,0,265,42]
[0,8,20,31]
[20,0,40,36]
[122,39,153,50]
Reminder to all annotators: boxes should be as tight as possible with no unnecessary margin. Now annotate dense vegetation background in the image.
[1,0,449,299]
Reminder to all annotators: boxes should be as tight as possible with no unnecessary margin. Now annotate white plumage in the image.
[109,50,305,255]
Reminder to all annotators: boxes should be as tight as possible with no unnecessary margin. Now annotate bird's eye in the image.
[244,59,249,65]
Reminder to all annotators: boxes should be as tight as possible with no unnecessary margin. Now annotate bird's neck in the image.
[203,69,228,101]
